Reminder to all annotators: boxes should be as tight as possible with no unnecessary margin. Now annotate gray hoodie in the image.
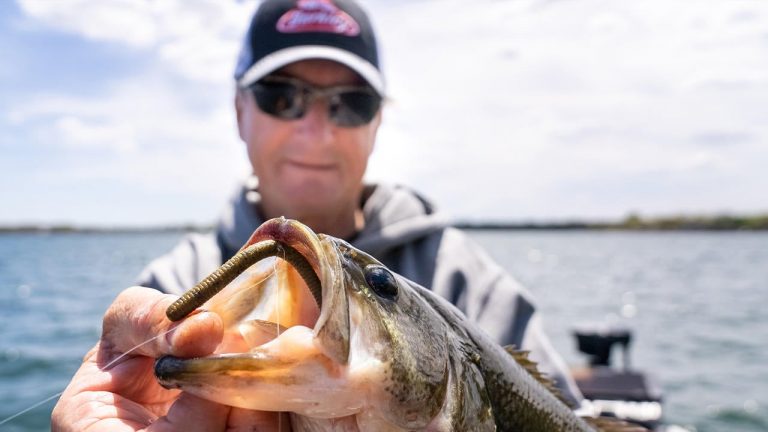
[136,181,582,404]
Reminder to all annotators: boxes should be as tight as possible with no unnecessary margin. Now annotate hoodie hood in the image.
[215,179,450,261]
[354,184,450,256]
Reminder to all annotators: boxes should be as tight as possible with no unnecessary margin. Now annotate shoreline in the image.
[2,214,767,233]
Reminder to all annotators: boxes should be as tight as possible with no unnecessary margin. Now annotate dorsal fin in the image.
[504,345,650,431]
[583,416,649,432]
[504,345,574,408]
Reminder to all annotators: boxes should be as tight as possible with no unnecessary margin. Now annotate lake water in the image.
[0,230,766,431]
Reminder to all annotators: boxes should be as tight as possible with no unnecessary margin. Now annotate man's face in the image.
[236,59,382,221]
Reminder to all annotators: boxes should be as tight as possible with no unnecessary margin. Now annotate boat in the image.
[570,325,690,432]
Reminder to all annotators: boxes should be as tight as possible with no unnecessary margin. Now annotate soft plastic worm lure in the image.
[165,239,321,321]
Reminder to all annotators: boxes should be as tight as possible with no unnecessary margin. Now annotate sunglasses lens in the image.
[250,77,381,127]
[332,90,381,127]
[251,81,304,119]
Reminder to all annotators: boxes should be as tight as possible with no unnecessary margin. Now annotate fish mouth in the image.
[154,218,352,406]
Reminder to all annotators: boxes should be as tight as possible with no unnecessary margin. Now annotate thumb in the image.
[101,287,223,363]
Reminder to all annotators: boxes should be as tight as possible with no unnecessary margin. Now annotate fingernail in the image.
[165,308,210,345]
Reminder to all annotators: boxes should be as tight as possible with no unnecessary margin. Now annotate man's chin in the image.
[282,186,345,212]
[261,176,356,210]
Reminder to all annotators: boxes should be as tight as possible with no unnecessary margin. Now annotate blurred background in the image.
[0,0,766,431]
[2,0,767,226]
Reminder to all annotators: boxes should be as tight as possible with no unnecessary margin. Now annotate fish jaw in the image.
[155,218,451,428]
[155,325,365,417]
[155,218,362,416]
[244,217,350,365]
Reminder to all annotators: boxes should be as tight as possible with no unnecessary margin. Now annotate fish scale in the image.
[155,217,646,432]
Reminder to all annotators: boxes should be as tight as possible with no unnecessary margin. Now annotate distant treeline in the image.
[456,213,768,231]
[614,213,768,230]
[0,224,213,234]
[2,214,767,233]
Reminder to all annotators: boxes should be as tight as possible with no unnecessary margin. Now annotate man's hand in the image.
[52,286,289,431]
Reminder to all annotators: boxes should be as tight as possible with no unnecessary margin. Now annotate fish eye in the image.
[364,265,398,300]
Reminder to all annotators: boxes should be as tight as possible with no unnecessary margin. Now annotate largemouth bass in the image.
[155,218,644,431]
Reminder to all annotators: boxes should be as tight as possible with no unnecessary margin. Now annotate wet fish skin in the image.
[155,218,643,432]
[322,239,592,430]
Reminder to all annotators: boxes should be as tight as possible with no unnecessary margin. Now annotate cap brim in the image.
[236,45,386,97]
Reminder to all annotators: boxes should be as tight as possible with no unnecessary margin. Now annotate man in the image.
[52,0,580,429]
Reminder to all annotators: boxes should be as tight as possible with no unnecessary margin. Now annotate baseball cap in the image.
[234,0,385,96]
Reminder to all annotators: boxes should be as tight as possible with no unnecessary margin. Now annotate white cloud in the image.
[17,0,160,47]
[9,73,249,207]
[54,116,138,152]
[16,0,257,83]
[362,0,768,219]
[8,0,768,224]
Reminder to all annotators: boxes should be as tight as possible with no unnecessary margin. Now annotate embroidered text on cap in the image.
[277,0,360,36]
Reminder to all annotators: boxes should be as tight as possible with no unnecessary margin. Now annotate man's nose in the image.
[297,98,334,142]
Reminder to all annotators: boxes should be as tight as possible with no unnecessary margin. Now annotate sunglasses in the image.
[246,75,382,127]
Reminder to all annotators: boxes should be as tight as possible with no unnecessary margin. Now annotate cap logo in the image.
[277,0,360,36]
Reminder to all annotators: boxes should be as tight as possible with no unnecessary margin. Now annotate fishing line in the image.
[276,248,284,338]
[0,392,62,426]
[0,261,284,426]
[0,327,178,426]
[274,249,284,432]
[102,326,177,371]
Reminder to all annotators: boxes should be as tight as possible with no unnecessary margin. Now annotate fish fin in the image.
[504,346,650,431]
[504,345,575,408]
[583,416,649,431]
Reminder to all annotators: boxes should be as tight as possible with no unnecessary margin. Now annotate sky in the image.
[1,0,766,227]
